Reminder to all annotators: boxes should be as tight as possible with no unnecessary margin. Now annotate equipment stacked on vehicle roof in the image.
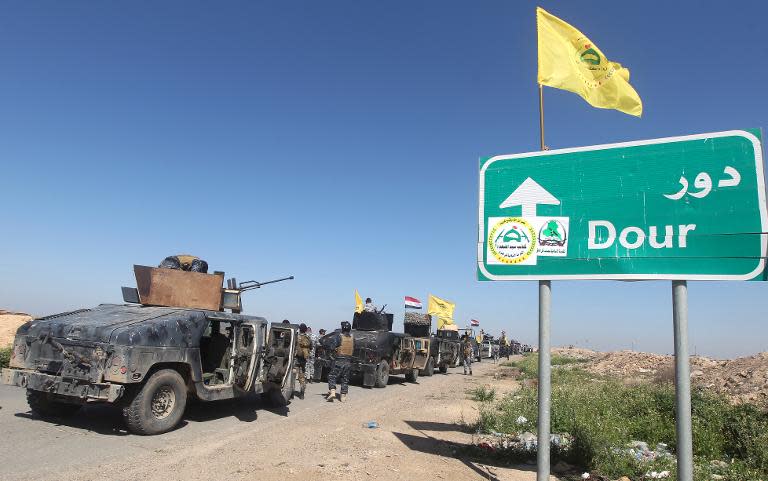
[404,311,431,337]
[1,260,296,435]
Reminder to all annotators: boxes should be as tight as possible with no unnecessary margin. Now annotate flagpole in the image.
[538,84,545,150]
[536,82,552,481]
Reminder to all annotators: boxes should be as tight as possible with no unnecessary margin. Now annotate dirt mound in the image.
[553,346,768,407]
[0,310,32,347]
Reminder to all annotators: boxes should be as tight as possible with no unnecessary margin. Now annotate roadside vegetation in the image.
[0,346,11,369]
[479,353,768,480]
[468,385,497,403]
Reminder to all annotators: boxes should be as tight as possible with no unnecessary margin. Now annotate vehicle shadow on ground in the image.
[404,420,469,432]
[186,393,290,420]
[392,422,540,481]
[343,376,414,388]
[186,398,259,422]
[14,404,137,436]
[387,378,415,387]
[13,393,289,436]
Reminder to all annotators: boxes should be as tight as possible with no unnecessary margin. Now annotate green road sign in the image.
[478,130,767,281]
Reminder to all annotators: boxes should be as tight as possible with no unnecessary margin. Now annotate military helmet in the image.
[299,323,307,333]
[340,321,352,332]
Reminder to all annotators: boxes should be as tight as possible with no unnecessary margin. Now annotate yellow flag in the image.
[537,6,642,117]
[354,289,364,313]
[427,294,455,329]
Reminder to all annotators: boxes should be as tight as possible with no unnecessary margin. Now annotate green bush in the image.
[0,346,11,369]
[477,358,768,480]
[468,385,496,403]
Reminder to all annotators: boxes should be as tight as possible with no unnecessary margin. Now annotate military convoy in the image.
[1,265,297,435]
[1,261,527,434]
[313,310,467,387]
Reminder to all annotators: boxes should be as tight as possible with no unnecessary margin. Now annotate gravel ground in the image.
[0,357,557,481]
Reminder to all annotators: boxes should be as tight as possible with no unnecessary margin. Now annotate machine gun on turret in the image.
[124,265,293,313]
[222,276,294,313]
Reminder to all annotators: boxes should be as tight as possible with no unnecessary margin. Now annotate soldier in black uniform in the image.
[323,321,355,402]
[295,323,312,399]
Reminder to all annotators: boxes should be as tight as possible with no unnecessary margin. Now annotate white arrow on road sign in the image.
[499,177,560,216]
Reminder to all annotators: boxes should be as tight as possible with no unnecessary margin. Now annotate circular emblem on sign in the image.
[488,218,537,264]
[539,219,567,247]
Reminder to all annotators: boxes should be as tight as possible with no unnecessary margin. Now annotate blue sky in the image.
[1,1,766,358]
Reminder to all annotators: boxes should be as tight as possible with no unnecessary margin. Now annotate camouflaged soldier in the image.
[305,326,317,381]
[295,323,312,399]
[462,335,473,375]
[324,321,354,402]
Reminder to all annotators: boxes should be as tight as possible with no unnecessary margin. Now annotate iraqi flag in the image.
[470,319,480,326]
[404,296,422,309]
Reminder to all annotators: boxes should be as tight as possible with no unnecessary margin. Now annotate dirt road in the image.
[0,358,557,481]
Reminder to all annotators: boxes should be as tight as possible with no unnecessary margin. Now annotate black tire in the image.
[26,390,81,418]
[122,369,187,435]
[420,358,434,377]
[405,368,419,383]
[374,361,389,388]
[439,363,448,374]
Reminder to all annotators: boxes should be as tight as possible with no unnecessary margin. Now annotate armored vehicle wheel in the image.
[405,368,419,382]
[439,364,448,374]
[374,361,389,388]
[122,369,187,435]
[26,390,81,418]
[420,358,434,377]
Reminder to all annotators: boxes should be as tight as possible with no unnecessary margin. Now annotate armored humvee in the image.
[479,335,495,359]
[428,328,461,373]
[313,310,430,387]
[1,265,297,435]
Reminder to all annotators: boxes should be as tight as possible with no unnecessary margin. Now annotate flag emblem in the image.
[470,319,480,327]
[404,296,422,309]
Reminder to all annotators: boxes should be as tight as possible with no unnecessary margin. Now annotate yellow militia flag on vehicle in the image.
[537,6,642,117]
[427,294,455,329]
[355,289,364,313]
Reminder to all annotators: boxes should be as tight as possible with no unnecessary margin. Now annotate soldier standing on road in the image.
[305,326,316,381]
[324,321,355,402]
[500,331,510,360]
[295,323,312,399]
[462,335,473,376]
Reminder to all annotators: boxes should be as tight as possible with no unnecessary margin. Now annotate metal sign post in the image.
[536,85,552,481]
[537,280,551,480]
[672,280,693,479]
